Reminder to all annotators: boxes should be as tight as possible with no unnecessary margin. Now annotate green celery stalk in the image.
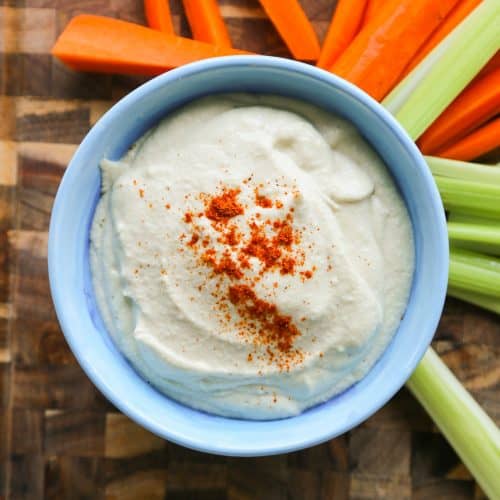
[448,222,500,255]
[447,286,500,315]
[449,248,500,298]
[383,0,500,139]
[448,223,500,246]
[449,242,500,258]
[426,156,500,185]
[449,213,500,226]
[450,247,500,273]
[448,217,500,258]
[449,258,500,298]
[434,176,500,219]
[407,349,500,500]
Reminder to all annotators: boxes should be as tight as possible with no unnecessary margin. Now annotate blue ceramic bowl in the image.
[48,56,448,456]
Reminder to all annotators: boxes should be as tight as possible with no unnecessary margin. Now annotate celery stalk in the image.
[449,213,500,226]
[448,216,500,255]
[448,222,500,256]
[407,349,500,500]
[449,242,500,258]
[426,156,500,185]
[448,286,500,315]
[449,259,500,298]
[448,223,500,246]
[382,0,500,140]
[434,176,500,219]
[449,248,500,297]
[450,247,500,273]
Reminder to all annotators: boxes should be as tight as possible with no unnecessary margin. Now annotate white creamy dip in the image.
[90,95,414,419]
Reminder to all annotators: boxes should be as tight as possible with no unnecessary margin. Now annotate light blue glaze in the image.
[48,56,448,457]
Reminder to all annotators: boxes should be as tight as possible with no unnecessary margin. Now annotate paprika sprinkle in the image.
[205,187,244,221]
[181,181,315,370]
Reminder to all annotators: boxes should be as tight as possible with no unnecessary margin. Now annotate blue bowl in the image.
[48,56,448,457]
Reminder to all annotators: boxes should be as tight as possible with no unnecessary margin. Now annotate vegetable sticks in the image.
[418,68,500,154]
[437,117,500,161]
[382,0,499,126]
[51,15,249,76]
[434,175,500,219]
[447,286,500,314]
[257,0,320,60]
[144,0,175,34]
[448,221,500,252]
[407,348,500,500]
[449,248,500,298]
[330,0,461,101]
[182,0,232,47]
[425,156,500,184]
[317,0,368,69]
[478,51,500,78]
[360,0,385,27]
[402,0,482,78]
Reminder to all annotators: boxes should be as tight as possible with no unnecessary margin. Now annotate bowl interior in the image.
[49,56,448,456]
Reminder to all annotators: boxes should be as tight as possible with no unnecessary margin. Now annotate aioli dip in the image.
[90,95,414,419]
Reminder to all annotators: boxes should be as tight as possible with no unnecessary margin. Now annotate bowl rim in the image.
[48,55,449,456]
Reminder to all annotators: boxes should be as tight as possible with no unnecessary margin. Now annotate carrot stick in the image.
[257,0,320,61]
[361,0,386,27]
[144,0,175,34]
[402,0,482,78]
[317,0,368,69]
[436,117,500,161]
[182,0,232,47]
[418,68,500,154]
[330,0,461,101]
[51,15,250,77]
[477,51,500,79]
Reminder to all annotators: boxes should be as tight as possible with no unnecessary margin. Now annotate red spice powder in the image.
[214,254,243,280]
[205,188,244,221]
[255,188,273,208]
[188,233,199,247]
[243,222,282,269]
[202,249,243,280]
[228,284,300,353]
[222,225,240,246]
[180,182,316,368]
[274,222,293,247]
[237,253,251,269]
[280,257,295,275]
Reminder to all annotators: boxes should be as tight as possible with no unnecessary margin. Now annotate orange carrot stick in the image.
[330,0,461,101]
[51,15,250,77]
[418,69,500,154]
[182,0,232,47]
[317,0,368,69]
[361,0,386,27]
[477,51,500,79]
[402,0,482,78]
[258,0,320,61]
[436,117,500,161]
[144,0,175,34]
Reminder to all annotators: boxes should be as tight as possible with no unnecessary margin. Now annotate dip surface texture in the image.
[90,95,414,419]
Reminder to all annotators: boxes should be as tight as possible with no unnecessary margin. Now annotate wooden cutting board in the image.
[0,1,498,498]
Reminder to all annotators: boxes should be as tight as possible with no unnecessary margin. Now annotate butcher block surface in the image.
[0,0,498,498]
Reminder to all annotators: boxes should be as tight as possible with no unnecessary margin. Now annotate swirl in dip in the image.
[90,94,414,419]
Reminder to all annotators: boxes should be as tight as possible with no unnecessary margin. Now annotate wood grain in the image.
[0,1,498,499]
